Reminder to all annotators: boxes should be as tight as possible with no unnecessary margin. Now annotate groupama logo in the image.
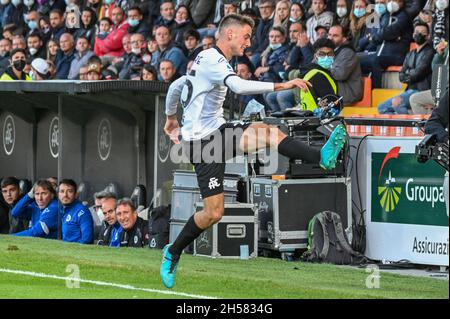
[377,147,402,212]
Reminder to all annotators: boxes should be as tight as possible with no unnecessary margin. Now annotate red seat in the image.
[348,77,372,107]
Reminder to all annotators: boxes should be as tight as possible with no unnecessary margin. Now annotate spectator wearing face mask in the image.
[335,0,351,31]
[0,48,32,80]
[378,23,434,114]
[285,38,338,113]
[349,0,371,49]
[356,0,387,54]
[255,26,290,83]
[171,4,194,47]
[289,2,306,25]
[25,10,40,36]
[432,0,449,50]
[27,31,47,60]
[118,32,150,79]
[126,6,150,39]
[359,0,413,88]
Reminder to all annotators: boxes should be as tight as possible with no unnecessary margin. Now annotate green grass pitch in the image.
[0,235,447,299]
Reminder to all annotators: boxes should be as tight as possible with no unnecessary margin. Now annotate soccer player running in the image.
[161,13,347,288]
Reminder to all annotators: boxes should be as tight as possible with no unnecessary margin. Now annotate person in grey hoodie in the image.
[68,35,94,80]
[306,0,335,44]
[328,24,363,105]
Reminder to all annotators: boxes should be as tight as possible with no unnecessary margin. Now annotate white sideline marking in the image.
[0,268,217,299]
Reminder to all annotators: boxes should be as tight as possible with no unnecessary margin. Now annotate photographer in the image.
[425,87,449,216]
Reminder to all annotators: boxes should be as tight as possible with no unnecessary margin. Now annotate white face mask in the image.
[387,1,400,13]
[436,0,449,11]
[1,0,10,5]
[131,47,142,55]
[11,0,21,6]
[29,47,38,55]
[23,0,34,6]
[336,7,347,18]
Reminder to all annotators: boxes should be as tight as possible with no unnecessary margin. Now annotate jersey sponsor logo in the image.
[208,177,221,190]
[49,117,59,158]
[78,210,85,217]
[3,115,15,156]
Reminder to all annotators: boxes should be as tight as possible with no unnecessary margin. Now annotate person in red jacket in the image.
[94,6,128,57]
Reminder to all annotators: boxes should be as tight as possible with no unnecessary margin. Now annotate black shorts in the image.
[182,122,250,199]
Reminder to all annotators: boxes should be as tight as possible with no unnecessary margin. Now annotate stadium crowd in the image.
[0,0,448,115]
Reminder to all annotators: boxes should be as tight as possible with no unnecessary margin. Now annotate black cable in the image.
[352,133,373,253]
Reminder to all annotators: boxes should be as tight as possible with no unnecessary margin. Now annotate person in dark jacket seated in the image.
[254,26,290,83]
[378,22,434,114]
[127,6,150,39]
[59,179,94,244]
[116,198,149,248]
[0,177,28,234]
[54,32,76,79]
[359,0,413,88]
[97,193,122,247]
[11,180,59,239]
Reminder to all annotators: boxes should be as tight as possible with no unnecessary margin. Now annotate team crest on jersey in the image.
[134,235,139,244]
[208,177,221,190]
[66,215,72,222]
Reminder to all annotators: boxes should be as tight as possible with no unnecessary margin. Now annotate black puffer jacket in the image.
[399,42,435,91]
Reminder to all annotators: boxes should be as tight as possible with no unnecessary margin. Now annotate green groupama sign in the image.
[372,146,448,226]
